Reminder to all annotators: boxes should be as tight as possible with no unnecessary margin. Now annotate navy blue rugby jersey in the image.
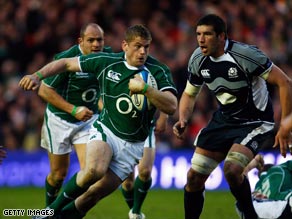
[188,39,274,122]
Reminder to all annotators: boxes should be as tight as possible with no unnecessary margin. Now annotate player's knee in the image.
[224,152,249,185]
[49,170,68,186]
[122,178,134,191]
[186,168,207,189]
[191,153,218,175]
[138,167,152,181]
[82,167,104,186]
[187,153,218,189]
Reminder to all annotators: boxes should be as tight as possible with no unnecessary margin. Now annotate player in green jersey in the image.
[38,23,111,206]
[19,24,177,219]
[238,155,292,219]
[122,112,168,219]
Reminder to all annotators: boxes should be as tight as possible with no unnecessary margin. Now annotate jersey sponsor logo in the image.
[201,69,211,78]
[228,67,238,78]
[76,72,90,78]
[106,70,121,83]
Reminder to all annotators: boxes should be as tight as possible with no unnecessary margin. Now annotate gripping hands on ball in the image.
[129,72,157,111]
[128,74,147,96]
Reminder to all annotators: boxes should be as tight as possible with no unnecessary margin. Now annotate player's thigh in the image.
[42,109,77,154]
[228,143,254,161]
[74,143,86,169]
[85,140,113,174]
[48,152,70,173]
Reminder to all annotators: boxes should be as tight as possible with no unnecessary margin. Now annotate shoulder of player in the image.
[227,40,264,59]
[145,55,170,71]
[102,46,113,53]
[54,45,80,60]
[79,51,124,63]
[188,47,205,68]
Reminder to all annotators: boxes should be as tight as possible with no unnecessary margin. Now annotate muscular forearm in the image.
[38,83,75,114]
[34,57,80,80]
[278,81,292,120]
[145,88,177,115]
[179,92,197,123]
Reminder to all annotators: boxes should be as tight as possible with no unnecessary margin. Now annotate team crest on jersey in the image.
[201,69,211,78]
[250,141,258,150]
[228,67,238,78]
[106,70,121,83]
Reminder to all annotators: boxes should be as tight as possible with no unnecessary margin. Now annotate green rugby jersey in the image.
[43,45,112,123]
[79,52,177,142]
[254,160,292,200]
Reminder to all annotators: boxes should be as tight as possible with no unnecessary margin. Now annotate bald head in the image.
[78,23,105,54]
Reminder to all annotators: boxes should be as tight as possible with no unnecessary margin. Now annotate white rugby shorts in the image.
[88,121,144,181]
[41,108,99,154]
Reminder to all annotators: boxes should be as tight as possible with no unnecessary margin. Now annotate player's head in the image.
[122,24,152,67]
[78,23,105,55]
[196,14,227,57]
[258,163,274,177]
[197,14,227,39]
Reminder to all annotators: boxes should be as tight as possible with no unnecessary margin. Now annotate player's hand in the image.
[155,113,168,134]
[173,120,188,139]
[273,124,291,158]
[254,154,264,172]
[74,106,93,122]
[19,74,40,91]
[128,74,145,95]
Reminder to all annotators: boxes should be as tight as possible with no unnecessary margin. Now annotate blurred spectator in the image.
[0,0,292,152]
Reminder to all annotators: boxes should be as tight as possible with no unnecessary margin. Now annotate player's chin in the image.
[135,59,146,66]
[91,49,101,53]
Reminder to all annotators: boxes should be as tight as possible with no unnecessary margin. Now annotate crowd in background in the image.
[0,0,292,153]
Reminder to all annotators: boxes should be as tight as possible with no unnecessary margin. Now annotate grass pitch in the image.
[0,187,238,219]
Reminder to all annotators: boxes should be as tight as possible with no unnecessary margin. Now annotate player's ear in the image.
[122,40,128,52]
[78,37,82,44]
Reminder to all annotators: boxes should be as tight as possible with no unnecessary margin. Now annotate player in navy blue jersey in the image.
[173,14,292,219]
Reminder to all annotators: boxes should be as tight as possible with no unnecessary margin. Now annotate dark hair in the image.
[124,24,152,43]
[196,14,227,39]
[258,163,274,177]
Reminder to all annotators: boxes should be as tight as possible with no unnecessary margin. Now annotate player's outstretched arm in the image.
[19,57,80,91]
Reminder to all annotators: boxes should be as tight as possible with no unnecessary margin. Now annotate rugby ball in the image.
[131,70,157,111]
